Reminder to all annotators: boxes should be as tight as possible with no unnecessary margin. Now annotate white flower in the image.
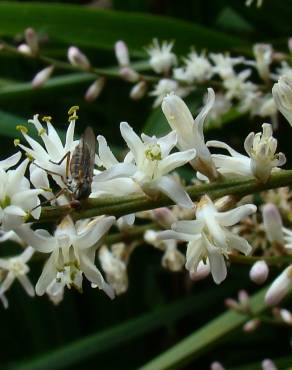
[253,43,273,82]
[15,215,116,299]
[283,227,292,249]
[144,230,185,272]
[206,123,286,182]
[265,265,292,306]
[17,113,78,190]
[91,134,139,198]
[173,51,212,84]
[158,195,256,284]
[261,359,277,370]
[210,53,244,80]
[275,61,292,80]
[202,92,231,125]
[162,88,219,180]
[99,244,128,295]
[223,69,257,101]
[0,159,43,230]
[272,75,292,126]
[150,79,191,108]
[0,247,35,307]
[94,123,196,208]
[130,81,148,100]
[146,39,177,74]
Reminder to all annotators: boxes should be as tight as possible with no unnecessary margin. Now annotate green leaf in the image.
[138,288,268,370]
[0,2,249,57]
[8,292,220,370]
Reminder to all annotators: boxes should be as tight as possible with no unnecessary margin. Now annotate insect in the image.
[33,126,96,209]
[65,126,96,201]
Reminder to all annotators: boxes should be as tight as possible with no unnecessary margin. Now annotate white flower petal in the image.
[159,149,196,176]
[36,252,58,295]
[172,220,204,234]
[0,272,15,295]
[17,275,35,297]
[0,152,21,170]
[97,135,119,169]
[120,121,144,165]
[216,204,257,226]
[14,225,55,253]
[93,163,136,182]
[76,216,115,250]
[153,176,193,208]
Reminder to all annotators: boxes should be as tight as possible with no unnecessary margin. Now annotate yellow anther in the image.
[16,125,28,134]
[25,153,34,161]
[14,139,20,147]
[42,116,52,123]
[68,114,78,122]
[68,106,79,115]
[38,128,46,136]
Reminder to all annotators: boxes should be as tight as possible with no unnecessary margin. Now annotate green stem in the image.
[229,254,292,266]
[29,169,292,223]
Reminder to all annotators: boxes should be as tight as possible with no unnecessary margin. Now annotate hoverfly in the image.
[33,126,96,209]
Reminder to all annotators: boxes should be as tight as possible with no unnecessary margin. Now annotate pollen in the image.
[68,106,79,122]
[42,116,52,123]
[25,152,34,161]
[16,125,28,134]
[14,139,20,146]
[38,128,46,136]
[145,143,162,161]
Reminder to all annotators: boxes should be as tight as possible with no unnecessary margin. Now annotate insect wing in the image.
[81,126,96,180]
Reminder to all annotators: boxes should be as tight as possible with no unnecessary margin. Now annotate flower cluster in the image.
[0,79,290,315]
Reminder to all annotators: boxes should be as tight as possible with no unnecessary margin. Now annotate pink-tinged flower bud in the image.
[249,260,269,285]
[119,67,139,82]
[152,207,176,228]
[279,308,292,324]
[262,359,277,370]
[115,40,130,67]
[265,265,292,306]
[225,298,240,311]
[191,260,210,282]
[85,77,106,102]
[32,65,54,88]
[130,81,147,100]
[67,46,91,70]
[238,290,250,311]
[25,28,39,56]
[210,361,226,370]
[288,38,292,54]
[262,203,283,244]
[17,43,32,56]
[243,318,261,332]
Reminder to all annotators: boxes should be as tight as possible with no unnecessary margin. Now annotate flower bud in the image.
[261,359,277,370]
[272,75,292,127]
[265,265,292,306]
[17,43,32,56]
[115,40,129,67]
[152,207,176,228]
[191,260,210,281]
[162,89,218,180]
[262,203,283,244]
[249,260,269,285]
[144,230,158,245]
[119,67,139,82]
[116,214,135,231]
[85,77,106,102]
[25,27,39,56]
[130,81,147,100]
[288,38,292,54]
[279,308,292,324]
[238,289,250,310]
[162,241,185,272]
[32,65,54,88]
[67,46,91,70]
[253,43,272,82]
[243,318,261,332]
[210,362,225,370]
